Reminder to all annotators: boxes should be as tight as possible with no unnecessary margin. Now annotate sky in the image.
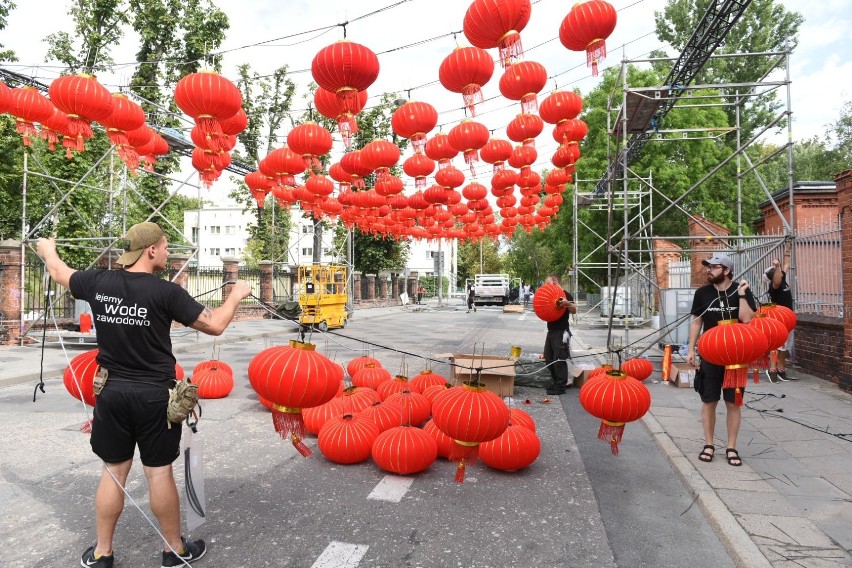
[2,0,850,203]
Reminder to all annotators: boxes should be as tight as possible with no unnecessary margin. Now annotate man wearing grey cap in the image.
[686,252,757,467]
[38,222,252,568]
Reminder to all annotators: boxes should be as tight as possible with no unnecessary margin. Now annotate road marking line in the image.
[367,475,415,502]
[311,541,369,568]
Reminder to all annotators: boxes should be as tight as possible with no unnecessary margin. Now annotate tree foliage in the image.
[45,0,129,73]
[0,0,17,62]
[456,239,502,287]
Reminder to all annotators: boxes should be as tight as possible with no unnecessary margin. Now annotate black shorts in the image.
[90,379,181,467]
[695,360,735,404]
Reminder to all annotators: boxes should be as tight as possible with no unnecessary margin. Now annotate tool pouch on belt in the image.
[167,379,199,429]
[92,367,108,396]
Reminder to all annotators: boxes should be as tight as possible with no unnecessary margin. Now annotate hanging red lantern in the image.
[288,121,333,172]
[306,174,335,198]
[758,303,797,332]
[245,170,273,195]
[480,137,513,172]
[435,165,466,190]
[431,382,510,482]
[339,149,373,189]
[579,369,651,455]
[314,87,368,149]
[448,119,489,174]
[697,320,769,405]
[391,100,438,152]
[539,90,584,124]
[9,86,55,147]
[39,106,71,154]
[317,413,381,464]
[552,142,581,168]
[424,132,460,168]
[479,422,541,471]
[403,153,436,189]
[311,40,380,114]
[47,74,114,149]
[371,425,438,474]
[0,82,10,113]
[462,182,488,201]
[463,0,532,67]
[508,145,537,170]
[438,46,495,116]
[506,113,544,147]
[553,118,589,145]
[247,341,341,456]
[193,366,234,399]
[375,174,404,197]
[533,282,567,322]
[749,313,789,373]
[174,71,242,150]
[219,107,248,136]
[559,0,618,76]
[499,61,548,113]
[361,138,401,179]
[621,358,654,381]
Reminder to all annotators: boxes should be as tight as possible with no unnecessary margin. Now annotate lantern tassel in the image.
[454,459,467,483]
[722,364,748,391]
[661,345,672,381]
[498,31,523,68]
[79,419,93,434]
[598,420,625,456]
[520,93,539,114]
[735,387,743,407]
[271,407,313,457]
[461,84,484,116]
[586,39,607,76]
[753,368,760,384]
[449,441,479,484]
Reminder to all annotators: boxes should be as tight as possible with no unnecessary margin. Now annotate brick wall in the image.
[838,170,852,393]
[795,314,846,390]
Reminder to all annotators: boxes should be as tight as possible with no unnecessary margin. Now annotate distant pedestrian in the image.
[687,253,756,467]
[467,286,476,313]
[417,285,425,304]
[38,222,252,568]
[764,244,795,382]
[543,274,575,395]
[522,283,531,306]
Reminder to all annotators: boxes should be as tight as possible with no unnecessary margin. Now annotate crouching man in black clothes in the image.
[39,222,251,568]
[686,253,756,468]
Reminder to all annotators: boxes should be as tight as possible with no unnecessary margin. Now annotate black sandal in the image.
[698,444,715,462]
[725,448,742,466]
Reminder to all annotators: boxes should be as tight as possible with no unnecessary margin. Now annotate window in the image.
[209,248,220,256]
[210,226,221,234]
[225,248,236,256]
[322,248,330,256]
[191,227,198,242]
[302,225,311,234]
[301,248,313,256]
[225,226,236,235]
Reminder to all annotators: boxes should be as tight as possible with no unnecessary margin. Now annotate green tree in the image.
[504,229,554,286]
[0,0,17,62]
[457,239,502,287]
[45,0,129,73]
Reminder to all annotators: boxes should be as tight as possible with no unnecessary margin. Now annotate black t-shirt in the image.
[546,290,574,332]
[767,271,793,308]
[70,269,205,382]
[690,281,757,331]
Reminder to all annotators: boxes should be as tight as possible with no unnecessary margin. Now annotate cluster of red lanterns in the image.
[1,75,171,169]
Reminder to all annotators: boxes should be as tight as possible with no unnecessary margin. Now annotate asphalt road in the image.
[0,304,736,567]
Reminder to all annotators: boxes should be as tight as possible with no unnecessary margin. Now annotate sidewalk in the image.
[568,323,852,567]
[2,302,850,567]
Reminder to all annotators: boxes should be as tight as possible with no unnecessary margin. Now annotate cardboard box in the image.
[570,364,596,389]
[449,354,515,397]
[669,362,697,388]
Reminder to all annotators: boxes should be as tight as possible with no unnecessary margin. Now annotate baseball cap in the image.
[116,222,165,266]
[701,253,733,270]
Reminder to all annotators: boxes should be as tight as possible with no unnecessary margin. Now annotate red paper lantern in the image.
[351,363,392,390]
[402,153,436,190]
[371,425,438,474]
[288,121,333,172]
[621,358,654,382]
[193,366,234,399]
[758,303,797,332]
[311,40,380,114]
[448,119,489,173]
[9,86,55,146]
[552,142,581,168]
[384,390,431,427]
[318,413,380,464]
[532,283,567,322]
[339,386,381,414]
[360,400,404,432]
[422,418,453,458]
[499,61,548,114]
[377,374,419,400]
[247,341,341,456]
[302,398,345,435]
[539,90,583,124]
[480,137,513,172]
[63,348,99,407]
[422,383,452,404]
[697,320,769,405]
[749,313,789,373]
[174,71,242,150]
[507,113,544,147]
[39,106,71,153]
[48,74,114,149]
[438,46,495,116]
[0,82,10,113]
[425,132,460,167]
[463,0,532,67]
[391,100,438,152]
[410,370,448,392]
[431,382,510,482]
[509,407,536,432]
[192,360,233,378]
[100,93,146,166]
[361,138,401,179]
[479,423,541,471]
[339,149,373,189]
[559,0,618,75]
[553,118,588,145]
[579,370,651,455]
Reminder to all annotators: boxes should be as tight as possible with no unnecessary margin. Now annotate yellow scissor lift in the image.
[298,264,349,331]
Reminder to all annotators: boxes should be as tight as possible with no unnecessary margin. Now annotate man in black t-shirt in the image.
[39,222,251,568]
[765,245,795,382]
[543,274,577,395]
[686,253,757,468]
